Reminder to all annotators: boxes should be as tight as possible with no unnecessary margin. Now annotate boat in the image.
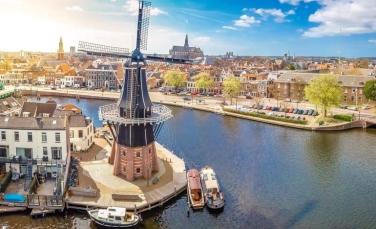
[87,207,140,228]
[3,193,26,203]
[200,166,225,210]
[187,169,205,209]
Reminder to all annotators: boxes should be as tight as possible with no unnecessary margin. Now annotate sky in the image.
[1,0,376,57]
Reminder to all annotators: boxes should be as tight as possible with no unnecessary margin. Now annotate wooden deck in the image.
[0,205,27,213]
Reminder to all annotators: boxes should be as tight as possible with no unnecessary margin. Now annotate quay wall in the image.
[20,89,375,131]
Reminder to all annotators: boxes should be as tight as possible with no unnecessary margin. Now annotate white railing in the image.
[99,103,173,125]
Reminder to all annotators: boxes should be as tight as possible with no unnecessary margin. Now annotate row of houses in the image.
[0,96,94,188]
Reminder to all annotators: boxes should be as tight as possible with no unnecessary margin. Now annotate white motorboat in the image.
[88,207,140,228]
[200,166,225,210]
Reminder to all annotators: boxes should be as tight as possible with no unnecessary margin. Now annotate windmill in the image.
[78,0,190,181]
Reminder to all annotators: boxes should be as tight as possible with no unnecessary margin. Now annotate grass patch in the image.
[224,108,308,125]
[333,115,352,122]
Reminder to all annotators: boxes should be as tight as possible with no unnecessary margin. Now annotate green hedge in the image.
[333,115,352,122]
[0,170,12,193]
[224,108,308,125]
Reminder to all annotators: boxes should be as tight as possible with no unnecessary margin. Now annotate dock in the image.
[30,208,55,218]
[0,205,27,213]
[65,142,187,213]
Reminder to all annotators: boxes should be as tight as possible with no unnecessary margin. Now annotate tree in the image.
[288,64,295,70]
[0,82,4,90]
[163,69,187,90]
[0,61,11,70]
[268,83,279,107]
[363,79,376,102]
[280,102,290,116]
[194,72,213,92]
[360,59,370,69]
[223,77,242,105]
[253,96,263,111]
[304,74,342,117]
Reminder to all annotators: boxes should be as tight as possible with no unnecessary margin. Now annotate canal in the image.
[2,96,376,229]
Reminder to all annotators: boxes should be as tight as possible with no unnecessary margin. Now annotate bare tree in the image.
[280,102,290,116]
[253,96,263,111]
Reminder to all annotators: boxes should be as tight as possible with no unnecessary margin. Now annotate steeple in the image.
[57,37,64,60]
[184,34,189,48]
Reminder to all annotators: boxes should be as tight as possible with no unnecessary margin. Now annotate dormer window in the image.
[43,113,49,117]
[22,112,30,117]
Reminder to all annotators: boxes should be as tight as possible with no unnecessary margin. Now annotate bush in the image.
[0,170,12,193]
[333,115,352,122]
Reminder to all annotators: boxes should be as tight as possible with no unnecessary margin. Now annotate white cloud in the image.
[303,0,376,37]
[222,26,238,30]
[150,8,167,16]
[368,39,376,43]
[279,0,314,6]
[110,0,116,2]
[234,15,260,27]
[196,37,211,42]
[252,8,295,23]
[65,6,83,12]
[123,0,167,16]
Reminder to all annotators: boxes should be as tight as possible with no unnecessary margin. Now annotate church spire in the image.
[184,34,189,48]
[58,37,64,60]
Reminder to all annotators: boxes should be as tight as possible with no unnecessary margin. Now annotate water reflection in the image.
[11,97,376,229]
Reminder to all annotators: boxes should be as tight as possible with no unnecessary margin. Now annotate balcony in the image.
[0,156,65,165]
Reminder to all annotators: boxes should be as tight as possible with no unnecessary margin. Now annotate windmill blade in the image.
[145,55,192,64]
[137,1,151,51]
[78,41,130,59]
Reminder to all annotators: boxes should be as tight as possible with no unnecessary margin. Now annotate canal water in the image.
[2,96,376,229]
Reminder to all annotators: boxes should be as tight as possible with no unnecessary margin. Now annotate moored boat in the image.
[200,166,225,210]
[87,207,140,228]
[187,169,205,209]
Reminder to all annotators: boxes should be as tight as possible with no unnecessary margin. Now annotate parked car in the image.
[288,108,294,113]
[246,95,253,99]
[191,91,199,95]
[348,106,357,111]
[267,112,276,116]
[292,100,300,103]
[207,92,214,96]
[307,109,314,115]
[339,104,348,109]
[285,98,291,102]
[362,105,371,110]
[183,97,191,101]
[303,110,309,115]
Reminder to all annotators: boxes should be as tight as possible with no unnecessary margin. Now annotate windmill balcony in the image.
[99,103,173,125]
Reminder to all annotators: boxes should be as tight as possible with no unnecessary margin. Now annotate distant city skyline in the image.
[1,0,376,57]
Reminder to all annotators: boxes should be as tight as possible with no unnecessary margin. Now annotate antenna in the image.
[339,28,341,69]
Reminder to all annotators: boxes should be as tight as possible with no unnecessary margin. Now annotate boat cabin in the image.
[98,207,134,222]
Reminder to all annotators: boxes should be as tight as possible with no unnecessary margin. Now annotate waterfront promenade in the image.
[15,86,376,130]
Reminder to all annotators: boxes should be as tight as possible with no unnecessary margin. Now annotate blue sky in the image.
[1,0,376,57]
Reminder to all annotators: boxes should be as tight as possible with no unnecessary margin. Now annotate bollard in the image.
[174,185,176,196]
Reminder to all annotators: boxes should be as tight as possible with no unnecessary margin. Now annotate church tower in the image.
[184,34,189,48]
[57,37,64,60]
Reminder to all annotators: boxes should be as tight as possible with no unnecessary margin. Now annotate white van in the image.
[73,84,80,89]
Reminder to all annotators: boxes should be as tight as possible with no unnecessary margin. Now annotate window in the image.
[149,149,151,154]
[27,132,33,142]
[344,95,347,102]
[70,130,74,138]
[122,151,126,157]
[78,130,83,138]
[136,168,141,173]
[0,145,8,157]
[14,132,19,141]
[55,133,60,142]
[43,147,48,156]
[42,132,47,142]
[1,131,5,140]
[123,166,126,172]
[51,147,62,159]
[136,152,141,157]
